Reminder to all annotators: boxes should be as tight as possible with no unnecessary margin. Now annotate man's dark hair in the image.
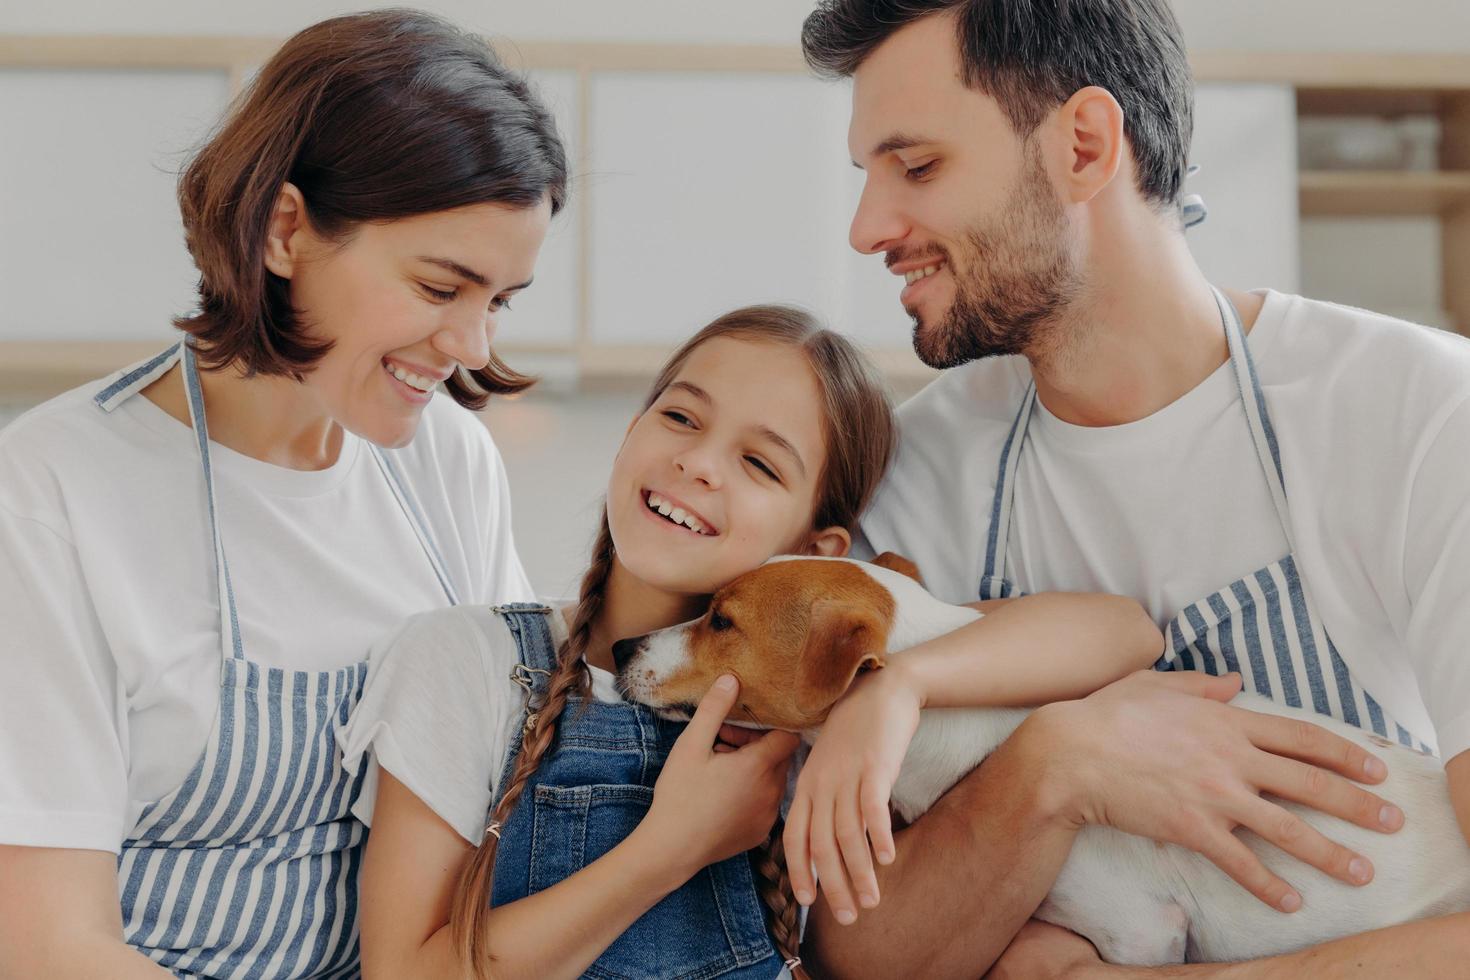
[802,0,1194,210]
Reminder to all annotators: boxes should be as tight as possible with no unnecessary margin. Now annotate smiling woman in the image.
[0,9,566,980]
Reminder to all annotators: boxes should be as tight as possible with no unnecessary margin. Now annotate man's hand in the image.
[986,920,1106,980]
[1030,670,1402,913]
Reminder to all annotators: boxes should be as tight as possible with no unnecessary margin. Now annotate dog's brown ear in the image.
[795,599,888,716]
[871,551,923,585]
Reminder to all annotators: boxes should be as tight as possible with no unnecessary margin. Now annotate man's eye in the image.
[710,611,733,632]
[905,161,936,180]
[421,284,457,301]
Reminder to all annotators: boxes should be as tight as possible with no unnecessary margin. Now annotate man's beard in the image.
[907,149,1080,369]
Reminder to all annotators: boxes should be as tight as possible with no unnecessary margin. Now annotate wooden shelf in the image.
[0,340,940,403]
[1298,170,1470,216]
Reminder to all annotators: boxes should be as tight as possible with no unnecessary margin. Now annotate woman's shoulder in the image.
[0,380,161,520]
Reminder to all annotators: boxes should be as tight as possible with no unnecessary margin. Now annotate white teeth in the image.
[646,492,711,535]
[385,361,435,393]
[904,265,941,285]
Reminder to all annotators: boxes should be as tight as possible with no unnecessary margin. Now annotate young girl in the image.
[342,305,1162,979]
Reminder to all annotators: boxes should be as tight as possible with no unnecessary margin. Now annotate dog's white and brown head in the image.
[612,553,978,731]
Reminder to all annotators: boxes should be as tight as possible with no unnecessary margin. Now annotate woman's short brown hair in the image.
[174,8,568,409]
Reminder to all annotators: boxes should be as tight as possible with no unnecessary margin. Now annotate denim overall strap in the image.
[488,603,559,814]
[484,606,783,978]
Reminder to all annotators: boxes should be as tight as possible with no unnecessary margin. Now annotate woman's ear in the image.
[803,525,851,558]
[262,182,311,280]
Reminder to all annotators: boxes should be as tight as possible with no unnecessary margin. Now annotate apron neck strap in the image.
[181,341,248,663]
[979,286,1293,587]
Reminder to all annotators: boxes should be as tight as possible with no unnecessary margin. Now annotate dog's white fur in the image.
[624,557,1470,965]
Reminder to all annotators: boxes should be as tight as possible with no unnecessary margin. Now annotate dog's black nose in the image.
[611,636,643,672]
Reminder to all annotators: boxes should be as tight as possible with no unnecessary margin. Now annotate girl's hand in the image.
[784,663,922,924]
[642,675,801,876]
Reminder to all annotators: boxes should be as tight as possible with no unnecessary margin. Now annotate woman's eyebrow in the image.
[667,380,807,478]
[415,255,535,292]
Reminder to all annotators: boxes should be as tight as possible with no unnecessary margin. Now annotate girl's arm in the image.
[360,676,800,980]
[784,591,1163,928]
[906,591,1163,709]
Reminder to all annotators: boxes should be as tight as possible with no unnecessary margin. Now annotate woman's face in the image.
[275,194,551,447]
[607,336,844,597]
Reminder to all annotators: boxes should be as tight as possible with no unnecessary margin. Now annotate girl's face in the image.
[607,336,849,597]
[267,187,551,447]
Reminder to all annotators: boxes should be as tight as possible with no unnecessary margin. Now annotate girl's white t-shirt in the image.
[340,603,624,845]
[859,290,1470,760]
[0,376,533,853]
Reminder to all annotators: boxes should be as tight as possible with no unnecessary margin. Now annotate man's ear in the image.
[802,525,851,558]
[1053,85,1125,206]
[870,551,923,585]
[262,181,313,280]
[795,599,887,716]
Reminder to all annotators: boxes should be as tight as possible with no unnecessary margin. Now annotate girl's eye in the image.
[710,611,733,632]
[662,410,695,427]
[491,296,513,312]
[904,161,937,181]
[421,284,457,302]
[746,456,779,482]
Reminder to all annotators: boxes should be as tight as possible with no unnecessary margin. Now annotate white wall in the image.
[5,0,1470,53]
[4,0,1466,593]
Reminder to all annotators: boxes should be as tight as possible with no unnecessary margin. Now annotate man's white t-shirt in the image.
[860,290,1470,760]
[0,377,533,853]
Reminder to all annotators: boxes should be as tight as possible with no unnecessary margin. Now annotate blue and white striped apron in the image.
[93,340,463,978]
[977,286,1433,753]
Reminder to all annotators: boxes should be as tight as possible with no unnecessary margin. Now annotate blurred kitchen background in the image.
[3,0,1469,596]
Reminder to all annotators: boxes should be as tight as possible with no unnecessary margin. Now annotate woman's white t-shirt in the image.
[859,290,1470,759]
[340,604,624,845]
[0,377,533,853]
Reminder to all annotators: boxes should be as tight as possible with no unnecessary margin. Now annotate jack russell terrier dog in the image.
[611,554,1470,965]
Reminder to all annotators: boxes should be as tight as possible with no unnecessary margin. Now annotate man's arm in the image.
[991,751,1470,978]
[988,914,1470,980]
[805,671,1404,980]
[803,707,1080,977]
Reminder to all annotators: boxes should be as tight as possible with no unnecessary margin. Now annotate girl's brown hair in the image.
[174,8,568,409]
[449,305,897,977]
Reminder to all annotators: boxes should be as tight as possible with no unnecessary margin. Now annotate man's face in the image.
[847,12,1081,367]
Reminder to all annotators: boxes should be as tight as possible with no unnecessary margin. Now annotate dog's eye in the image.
[710,611,733,632]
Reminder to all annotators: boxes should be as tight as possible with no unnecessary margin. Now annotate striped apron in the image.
[94,341,463,978]
[977,287,1433,753]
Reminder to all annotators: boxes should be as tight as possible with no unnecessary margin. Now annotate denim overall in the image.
[487,604,788,979]
[95,341,462,977]
[978,286,1433,752]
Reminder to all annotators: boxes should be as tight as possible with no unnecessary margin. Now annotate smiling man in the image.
[792,0,1470,976]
